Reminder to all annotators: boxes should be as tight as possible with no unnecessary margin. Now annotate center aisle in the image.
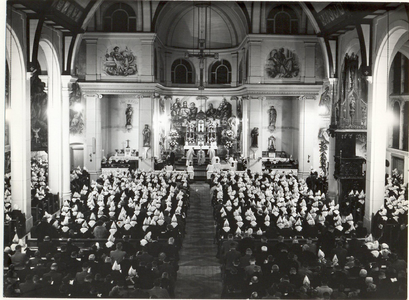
[175,182,222,298]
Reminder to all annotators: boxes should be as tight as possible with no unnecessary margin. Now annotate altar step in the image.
[174,159,209,181]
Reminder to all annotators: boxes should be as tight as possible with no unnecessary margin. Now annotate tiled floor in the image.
[175,182,223,299]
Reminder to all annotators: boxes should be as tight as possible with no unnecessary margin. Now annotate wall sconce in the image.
[307,155,310,163]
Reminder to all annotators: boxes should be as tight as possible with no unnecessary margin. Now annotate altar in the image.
[166,96,242,162]
[101,152,139,174]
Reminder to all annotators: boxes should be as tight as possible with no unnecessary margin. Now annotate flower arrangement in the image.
[169,130,179,139]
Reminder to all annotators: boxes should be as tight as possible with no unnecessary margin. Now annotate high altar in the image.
[168,96,240,156]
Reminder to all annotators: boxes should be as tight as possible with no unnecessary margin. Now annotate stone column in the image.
[48,70,64,202]
[297,95,318,179]
[248,96,262,173]
[84,93,102,181]
[365,75,386,230]
[60,76,76,201]
[139,95,153,171]
[242,96,249,158]
[10,71,32,229]
[152,94,161,158]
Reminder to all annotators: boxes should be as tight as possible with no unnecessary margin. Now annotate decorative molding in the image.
[78,82,323,98]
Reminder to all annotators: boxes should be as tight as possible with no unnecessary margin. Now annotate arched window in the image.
[171,59,194,84]
[209,59,232,84]
[267,5,299,34]
[104,3,136,32]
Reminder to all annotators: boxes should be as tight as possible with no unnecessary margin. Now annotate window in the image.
[171,59,194,84]
[267,5,299,34]
[209,59,231,84]
[104,3,136,32]
[392,53,409,94]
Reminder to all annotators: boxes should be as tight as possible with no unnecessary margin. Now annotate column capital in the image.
[61,75,78,90]
[298,95,306,101]
[258,96,266,101]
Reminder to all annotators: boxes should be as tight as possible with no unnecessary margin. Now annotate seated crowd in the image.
[4,170,191,298]
[210,170,407,299]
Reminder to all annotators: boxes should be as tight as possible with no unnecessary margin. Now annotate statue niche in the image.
[336,53,368,129]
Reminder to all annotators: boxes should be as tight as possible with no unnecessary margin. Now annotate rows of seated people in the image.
[210,170,407,299]
[371,169,408,257]
[210,170,367,242]
[4,170,191,298]
[217,234,407,299]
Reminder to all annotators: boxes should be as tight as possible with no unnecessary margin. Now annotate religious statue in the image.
[268,106,277,131]
[142,124,151,147]
[188,102,198,120]
[251,127,259,148]
[319,86,331,115]
[180,101,190,119]
[32,127,41,144]
[349,92,356,123]
[171,98,181,121]
[218,97,232,120]
[206,103,218,119]
[268,135,276,151]
[125,104,133,129]
[104,46,137,76]
[266,48,299,78]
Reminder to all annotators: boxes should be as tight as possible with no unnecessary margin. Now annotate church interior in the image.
[2,0,409,298]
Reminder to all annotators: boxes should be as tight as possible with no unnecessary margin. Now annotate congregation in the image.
[4,169,190,297]
[210,170,408,299]
[3,165,408,298]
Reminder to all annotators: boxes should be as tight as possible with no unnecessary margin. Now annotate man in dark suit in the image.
[19,274,41,297]
[43,262,63,286]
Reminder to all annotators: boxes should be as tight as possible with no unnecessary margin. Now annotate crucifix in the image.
[185,39,219,90]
